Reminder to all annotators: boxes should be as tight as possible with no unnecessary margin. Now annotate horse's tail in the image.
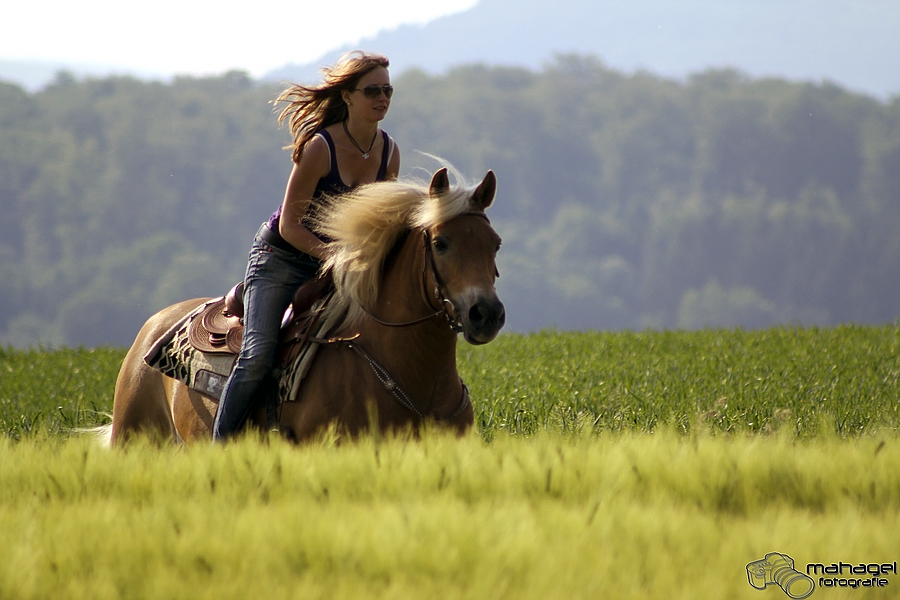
[76,423,114,448]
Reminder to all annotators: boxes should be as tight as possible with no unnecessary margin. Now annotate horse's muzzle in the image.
[462,295,506,345]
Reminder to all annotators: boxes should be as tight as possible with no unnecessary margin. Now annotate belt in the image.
[260,223,302,254]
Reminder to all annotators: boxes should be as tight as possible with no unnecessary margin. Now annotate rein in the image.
[343,339,470,422]
[301,333,472,422]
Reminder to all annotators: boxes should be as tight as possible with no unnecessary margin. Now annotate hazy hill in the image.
[5,1,898,98]
[0,59,165,92]
[266,0,900,99]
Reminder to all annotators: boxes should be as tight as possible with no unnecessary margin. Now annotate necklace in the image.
[343,120,378,159]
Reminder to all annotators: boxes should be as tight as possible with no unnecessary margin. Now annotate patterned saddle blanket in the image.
[143,277,335,404]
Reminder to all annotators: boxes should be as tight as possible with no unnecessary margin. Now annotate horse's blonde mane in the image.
[313,166,481,329]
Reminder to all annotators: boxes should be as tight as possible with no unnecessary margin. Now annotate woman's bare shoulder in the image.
[297,133,332,174]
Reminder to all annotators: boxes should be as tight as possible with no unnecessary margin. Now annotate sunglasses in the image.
[355,84,394,99]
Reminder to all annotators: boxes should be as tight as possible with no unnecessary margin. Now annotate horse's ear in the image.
[429,168,450,197]
[472,170,496,210]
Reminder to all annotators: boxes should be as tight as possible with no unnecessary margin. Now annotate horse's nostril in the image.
[467,301,505,329]
[469,304,487,324]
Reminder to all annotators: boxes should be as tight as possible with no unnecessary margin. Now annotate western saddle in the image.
[187,274,333,364]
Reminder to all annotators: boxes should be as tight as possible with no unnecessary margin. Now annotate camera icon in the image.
[747,552,815,599]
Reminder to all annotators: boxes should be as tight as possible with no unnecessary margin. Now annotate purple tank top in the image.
[267,129,392,235]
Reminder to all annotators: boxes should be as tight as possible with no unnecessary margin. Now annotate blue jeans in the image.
[213,224,320,440]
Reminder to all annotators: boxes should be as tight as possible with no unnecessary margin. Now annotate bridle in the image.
[361,211,493,333]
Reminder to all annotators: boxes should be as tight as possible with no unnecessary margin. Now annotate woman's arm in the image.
[278,135,331,259]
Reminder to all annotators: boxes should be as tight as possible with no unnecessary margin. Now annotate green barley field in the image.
[2,326,900,599]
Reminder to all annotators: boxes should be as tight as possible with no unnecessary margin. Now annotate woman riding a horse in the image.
[214,51,400,440]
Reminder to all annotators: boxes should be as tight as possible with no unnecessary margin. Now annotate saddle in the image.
[187,274,334,360]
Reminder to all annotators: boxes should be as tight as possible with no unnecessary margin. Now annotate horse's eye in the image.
[433,237,450,253]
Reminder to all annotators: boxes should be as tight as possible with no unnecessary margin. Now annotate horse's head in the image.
[427,168,506,345]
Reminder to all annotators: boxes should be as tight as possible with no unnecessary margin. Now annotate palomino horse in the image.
[108,167,505,444]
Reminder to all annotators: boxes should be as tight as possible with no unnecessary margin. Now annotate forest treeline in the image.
[1,57,899,347]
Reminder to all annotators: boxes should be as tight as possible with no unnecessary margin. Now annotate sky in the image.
[2,0,479,77]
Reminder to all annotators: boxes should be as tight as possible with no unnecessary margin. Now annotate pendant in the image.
[362,153,369,159]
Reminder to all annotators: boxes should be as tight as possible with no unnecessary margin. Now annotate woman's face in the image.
[345,66,392,122]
